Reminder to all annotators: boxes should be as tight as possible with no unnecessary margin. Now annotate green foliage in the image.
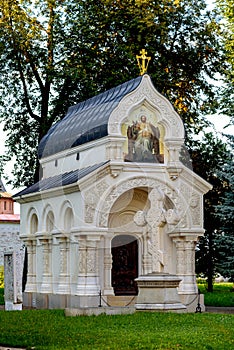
[0,310,233,349]
[0,0,227,187]
[216,0,234,123]
[198,283,234,307]
[192,132,233,289]
[213,135,234,280]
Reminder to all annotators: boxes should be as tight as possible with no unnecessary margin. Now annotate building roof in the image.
[13,161,109,197]
[38,76,142,159]
[0,214,20,222]
[0,178,6,192]
[0,192,13,199]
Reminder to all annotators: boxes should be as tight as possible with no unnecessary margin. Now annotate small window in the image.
[76,153,80,160]
[55,159,58,167]
[4,201,6,210]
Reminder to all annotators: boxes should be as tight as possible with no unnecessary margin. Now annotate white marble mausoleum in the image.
[14,74,211,312]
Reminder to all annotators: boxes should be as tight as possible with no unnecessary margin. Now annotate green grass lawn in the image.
[0,309,233,350]
[198,283,234,307]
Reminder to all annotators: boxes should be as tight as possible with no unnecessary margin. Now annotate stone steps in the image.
[106,295,136,307]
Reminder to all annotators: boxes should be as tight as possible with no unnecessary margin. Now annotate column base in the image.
[76,276,100,296]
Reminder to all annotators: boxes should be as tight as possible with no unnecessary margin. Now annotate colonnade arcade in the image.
[21,176,202,300]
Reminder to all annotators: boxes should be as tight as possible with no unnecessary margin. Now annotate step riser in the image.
[106,296,136,307]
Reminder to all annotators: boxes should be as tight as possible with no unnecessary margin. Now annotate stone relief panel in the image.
[84,179,109,223]
[86,250,96,273]
[189,192,202,226]
[179,182,202,227]
[133,188,182,272]
[78,249,86,274]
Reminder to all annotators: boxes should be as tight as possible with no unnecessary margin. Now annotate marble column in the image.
[57,236,70,294]
[103,234,114,295]
[40,237,52,293]
[76,235,100,296]
[25,238,37,292]
[172,235,198,294]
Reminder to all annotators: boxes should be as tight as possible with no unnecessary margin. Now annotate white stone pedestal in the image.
[5,300,22,311]
[135,273,186,312]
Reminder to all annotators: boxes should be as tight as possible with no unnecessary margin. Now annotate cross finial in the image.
[136,49,151,75]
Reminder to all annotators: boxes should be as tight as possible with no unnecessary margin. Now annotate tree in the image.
[216,0,234,124]
[213,135,234,281]
[0,0,226,187]
[193,132,233,290]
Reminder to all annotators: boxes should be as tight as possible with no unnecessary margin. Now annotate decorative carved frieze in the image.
[84,180,109,223]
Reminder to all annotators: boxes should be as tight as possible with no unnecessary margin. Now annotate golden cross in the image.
[136,49,151,75]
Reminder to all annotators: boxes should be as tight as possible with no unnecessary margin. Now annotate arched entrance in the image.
[111,235,138,296]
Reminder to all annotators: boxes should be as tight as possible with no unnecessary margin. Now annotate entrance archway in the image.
[111,235,138,296]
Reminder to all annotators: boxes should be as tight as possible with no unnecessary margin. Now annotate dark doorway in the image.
[111,235,138,295]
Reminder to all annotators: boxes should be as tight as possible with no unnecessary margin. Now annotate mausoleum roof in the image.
[38,76,142,159]
[14,161,109,197]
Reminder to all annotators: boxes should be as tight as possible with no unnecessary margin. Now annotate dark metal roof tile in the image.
[38,76,142,159]
[13,161,109,197]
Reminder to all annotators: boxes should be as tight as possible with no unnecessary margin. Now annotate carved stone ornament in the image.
[134,210,147,227]
[98,177,187,228]
[179,183,201,226]
[108,74,184,140]
[84,179,109,223]
[189,192,201,226]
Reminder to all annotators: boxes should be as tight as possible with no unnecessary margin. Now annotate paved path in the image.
[0,347,26,350]
[206,306,234,314]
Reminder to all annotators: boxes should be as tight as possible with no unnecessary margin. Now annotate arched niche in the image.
[30,213,38,234]
[59,201,74,232]
[64,207,74,233]
[26,208,40,234]
[97,176,189,229]
[108,188,149,231]
[46,210,54,233]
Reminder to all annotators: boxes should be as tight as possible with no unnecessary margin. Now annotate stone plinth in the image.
[4,250,25,311]
[135,273,186,312]
[65,306,135,316]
